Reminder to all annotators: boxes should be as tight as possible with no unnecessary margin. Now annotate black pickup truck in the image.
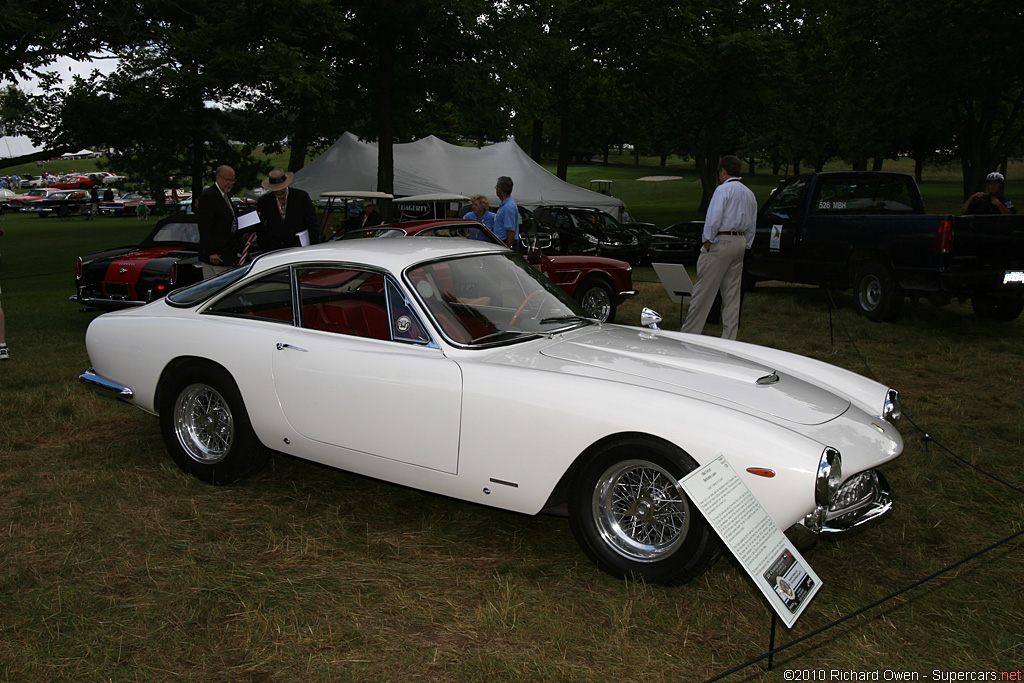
[744,172,1024,321]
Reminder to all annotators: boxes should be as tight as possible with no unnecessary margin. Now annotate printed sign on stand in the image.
[681,455,821,628]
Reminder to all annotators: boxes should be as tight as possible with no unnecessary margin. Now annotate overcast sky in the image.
[14,55,120,95]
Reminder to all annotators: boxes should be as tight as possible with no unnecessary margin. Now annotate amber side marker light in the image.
[746,468,776,478]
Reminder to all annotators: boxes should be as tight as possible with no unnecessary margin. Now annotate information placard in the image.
[681,455,821,628]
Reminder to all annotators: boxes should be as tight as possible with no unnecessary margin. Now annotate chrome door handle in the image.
[276,343,308,352]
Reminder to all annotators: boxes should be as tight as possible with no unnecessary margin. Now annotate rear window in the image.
[166,265,253,307]
[811,176,920,214]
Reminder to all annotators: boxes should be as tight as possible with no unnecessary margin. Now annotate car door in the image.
[751,176,810,282]
[270,266,464,474]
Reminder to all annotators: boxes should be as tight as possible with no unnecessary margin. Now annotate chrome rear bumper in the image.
[79,368,134,401]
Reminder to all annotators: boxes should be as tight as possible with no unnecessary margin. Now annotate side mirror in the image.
[641,307,662,329]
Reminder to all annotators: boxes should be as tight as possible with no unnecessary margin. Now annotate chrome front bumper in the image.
[79,368,134,401]
[785,469,893,549]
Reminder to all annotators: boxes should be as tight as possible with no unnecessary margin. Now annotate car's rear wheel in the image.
[568,438,721,585]
[575,277,616,323]
[854,261,903,321]
[158,363,269,485]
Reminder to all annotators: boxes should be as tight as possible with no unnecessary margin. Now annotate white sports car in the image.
[80,239,903,585]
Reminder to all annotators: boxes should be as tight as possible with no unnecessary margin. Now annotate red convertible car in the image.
[337,219,636,322]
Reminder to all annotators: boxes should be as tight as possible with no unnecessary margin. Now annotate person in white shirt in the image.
[680,155,758,340]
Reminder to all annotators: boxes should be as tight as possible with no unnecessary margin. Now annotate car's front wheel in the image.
[575,277,616,323]
[568,438,721,585]
[158,363,269,485]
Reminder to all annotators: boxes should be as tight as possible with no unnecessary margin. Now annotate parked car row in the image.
[71,214,637,324]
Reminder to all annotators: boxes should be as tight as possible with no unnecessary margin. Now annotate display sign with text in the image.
[681,455,821,628]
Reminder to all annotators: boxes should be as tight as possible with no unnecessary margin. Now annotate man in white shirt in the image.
[680,155,758,340]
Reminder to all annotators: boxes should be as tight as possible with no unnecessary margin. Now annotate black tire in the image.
[158,363,269,485]
[971,295,1024,322]
[854,261,903,321]
[575,277,616,323]
[568,438,722,585]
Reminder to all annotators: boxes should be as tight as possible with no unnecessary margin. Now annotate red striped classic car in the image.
[72,214,206,309]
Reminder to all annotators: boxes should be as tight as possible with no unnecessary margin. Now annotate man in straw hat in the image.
[255,168,320,252]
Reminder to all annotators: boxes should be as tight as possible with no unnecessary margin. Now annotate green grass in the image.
[547,155,1010,226]
[1,179,1022,680]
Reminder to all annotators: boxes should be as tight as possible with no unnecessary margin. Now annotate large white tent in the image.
[0,136,42,160]
[292,132,626,219]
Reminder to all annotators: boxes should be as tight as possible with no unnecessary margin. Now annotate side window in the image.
[763,178,809,219]
[205,269,294,323]
[298,268,391,341]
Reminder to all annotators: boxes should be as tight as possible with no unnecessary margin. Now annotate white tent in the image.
[0,136,42,160]
[292,132,626,219]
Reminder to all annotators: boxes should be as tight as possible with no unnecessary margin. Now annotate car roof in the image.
[320,190,395,199]
[539,205,606,213]
[393,193,470,203]
[251,234,509,273]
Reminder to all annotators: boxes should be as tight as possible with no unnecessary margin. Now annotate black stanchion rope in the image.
[700,286,1024,682]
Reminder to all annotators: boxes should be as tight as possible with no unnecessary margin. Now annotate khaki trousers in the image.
[680,235,746,340]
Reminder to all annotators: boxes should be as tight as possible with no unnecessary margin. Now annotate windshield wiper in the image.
[539,315,599,326]
[470,328,553,344]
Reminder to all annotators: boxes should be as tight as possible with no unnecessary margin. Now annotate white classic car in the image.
[80,239,903,585]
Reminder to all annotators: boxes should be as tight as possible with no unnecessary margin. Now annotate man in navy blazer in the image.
[197,164,241,278]
[255,168,320,253]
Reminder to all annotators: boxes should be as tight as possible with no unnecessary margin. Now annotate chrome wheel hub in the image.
[592,459,690,562]
[581,288,611,322]
[174,383,234,464]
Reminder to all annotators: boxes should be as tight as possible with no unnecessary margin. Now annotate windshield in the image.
[405,252,594,346]
[150,221,200,244]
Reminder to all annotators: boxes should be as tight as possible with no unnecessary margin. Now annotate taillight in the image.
[75,257,83,281]
[935,218,953,255]
[167,262,178,286]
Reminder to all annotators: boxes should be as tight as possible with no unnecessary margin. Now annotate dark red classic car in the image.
[72,214,205,309]
[99,192,156,216]
[337,219,636,322]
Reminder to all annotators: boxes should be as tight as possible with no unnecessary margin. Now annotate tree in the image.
[335,0,493,194]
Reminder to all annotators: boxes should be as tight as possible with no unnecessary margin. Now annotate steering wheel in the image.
[510,289,545,326]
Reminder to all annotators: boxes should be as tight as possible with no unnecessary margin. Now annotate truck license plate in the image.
[1003,271,1024,285]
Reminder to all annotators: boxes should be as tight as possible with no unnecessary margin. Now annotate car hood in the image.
[537,327,849,426]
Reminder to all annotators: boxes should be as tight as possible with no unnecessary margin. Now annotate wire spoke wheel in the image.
[592,459,691,562]
[579,284,612,322]
[174,383,235,464]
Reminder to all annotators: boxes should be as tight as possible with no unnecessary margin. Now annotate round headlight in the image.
[815,447,842,506]
[883,389,901,424]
